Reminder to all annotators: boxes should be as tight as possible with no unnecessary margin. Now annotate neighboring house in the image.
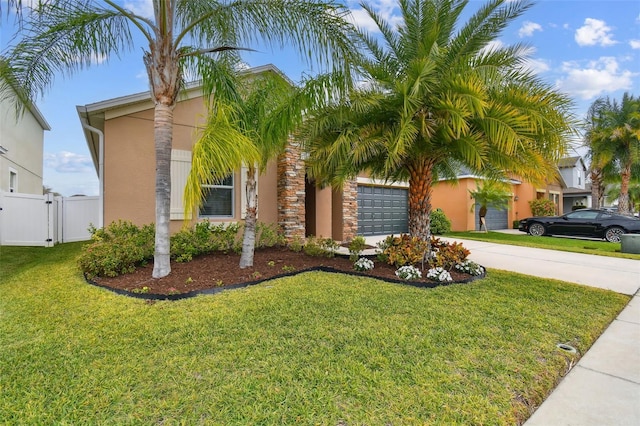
[0,88,50,194]
[430,172,564,232]
[558,156,591,212]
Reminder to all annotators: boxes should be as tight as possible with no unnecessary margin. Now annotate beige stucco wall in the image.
[432,179,477,231]
[0,98,46,194]
[102,97,280,233]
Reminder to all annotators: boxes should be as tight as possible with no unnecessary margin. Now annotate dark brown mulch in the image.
[89,247,480,300]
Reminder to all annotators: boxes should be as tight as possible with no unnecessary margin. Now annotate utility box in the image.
[620,234,640,254]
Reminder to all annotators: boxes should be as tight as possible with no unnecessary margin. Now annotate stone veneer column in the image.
[341,179,359,241]
[277,141,306,240]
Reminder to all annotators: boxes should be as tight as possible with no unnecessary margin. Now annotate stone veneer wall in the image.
[277,141,306,240]
[341,179,358,241]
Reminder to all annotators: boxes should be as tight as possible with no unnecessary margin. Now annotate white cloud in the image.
[480,39,505,55]
[518,21,542,38]
[346,0,402,33]
[123,0,154,19]
[575,18,617,47]
[522,57,550,74]
[630,40,640,49]
[555,57,636,100]
[44,151,94,173]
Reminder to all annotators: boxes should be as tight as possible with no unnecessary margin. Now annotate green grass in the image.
[445,231,640,259]
[0,244,629,425]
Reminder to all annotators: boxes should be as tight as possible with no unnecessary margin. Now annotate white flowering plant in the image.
[426,267,452,282]
[454,260,485,276]
[395,265,422,280]
[353,257,374,271]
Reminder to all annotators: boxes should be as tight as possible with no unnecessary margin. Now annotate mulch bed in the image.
[88,247,483,300]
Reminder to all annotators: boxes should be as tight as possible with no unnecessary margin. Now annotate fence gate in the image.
[0,191,98,246]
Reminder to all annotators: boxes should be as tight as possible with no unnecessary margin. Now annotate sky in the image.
[1,0,639,196]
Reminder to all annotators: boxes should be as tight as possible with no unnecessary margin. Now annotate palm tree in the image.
[468,180,511,231]
[607,181,640,214]
[302,0,575,245]
[184,69,292,268]
[584,93,640,215]
[0,0,357,278]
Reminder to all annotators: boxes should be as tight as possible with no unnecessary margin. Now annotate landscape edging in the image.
[85,266,487,301]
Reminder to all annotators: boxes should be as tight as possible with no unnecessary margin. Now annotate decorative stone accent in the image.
[277,140,306,240]
[341,179,358,241]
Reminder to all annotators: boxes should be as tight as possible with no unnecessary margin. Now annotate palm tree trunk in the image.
[239,165,258,268]
[407,158,434,242]
[152,102,173,278]
[590,168,603,209]
[618,163,632,215]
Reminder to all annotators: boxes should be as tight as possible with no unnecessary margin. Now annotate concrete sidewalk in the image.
[363,234,640,425]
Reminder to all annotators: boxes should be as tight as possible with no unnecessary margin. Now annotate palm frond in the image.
[1,0,135,104]
[183,100,260,219]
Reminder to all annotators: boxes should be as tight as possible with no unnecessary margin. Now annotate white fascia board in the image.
[356,177,409,188]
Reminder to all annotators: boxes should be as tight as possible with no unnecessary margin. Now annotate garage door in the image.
[358,185,408,236]
[475,204,508,230]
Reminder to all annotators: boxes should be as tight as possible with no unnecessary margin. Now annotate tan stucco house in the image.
[432,173,564,231]
[0,88,50,194]
[77,64,564,239]
[78,65,360,240]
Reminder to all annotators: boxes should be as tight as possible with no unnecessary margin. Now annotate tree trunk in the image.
[239,166,258,268]
[152,102,173,278]
[590,167,604,209]
[145,36,180,279]
[478,205,488,232]
[618,163,632,215]
[407,158,434,242]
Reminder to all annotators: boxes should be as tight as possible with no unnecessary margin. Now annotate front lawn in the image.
[0,243,629,425]
[446,231,640,259]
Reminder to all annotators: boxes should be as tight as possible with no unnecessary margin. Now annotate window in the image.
[567,210,598,220]
[9,169,17,193]
[199,174,234,217]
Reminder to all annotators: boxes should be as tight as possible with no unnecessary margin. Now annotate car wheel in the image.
[605,226,625,243]
[528,222,546,236]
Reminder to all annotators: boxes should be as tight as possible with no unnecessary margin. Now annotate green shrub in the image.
[430,208,452,234]
[171,221,284,262]
[529,199,556,216]
[348,235,367,262]
[288,236,305,253]
[379,234,428,267]
[255,222,286,248]
[170,222,222,262]
[78,221,154,278]
[303,236,338,257]
[208,222,243,253]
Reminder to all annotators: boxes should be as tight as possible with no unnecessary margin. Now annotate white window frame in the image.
[199,174,235,218]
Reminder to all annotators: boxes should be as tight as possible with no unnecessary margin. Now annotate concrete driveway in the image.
[440,235,640,295]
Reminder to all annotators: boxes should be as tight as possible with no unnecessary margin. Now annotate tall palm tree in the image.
[302,0,575,244]
[584,93,640,215]
[0,0,357,278]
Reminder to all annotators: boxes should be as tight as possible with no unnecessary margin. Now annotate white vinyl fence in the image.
[0,191,99,246]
